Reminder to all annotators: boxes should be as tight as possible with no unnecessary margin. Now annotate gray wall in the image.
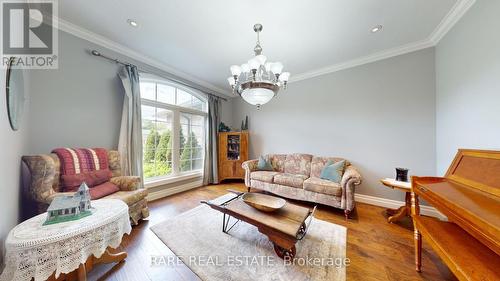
[436,0,500,174]
[232,48,437,201]
[0,69,31,268]
[27,30,232,154]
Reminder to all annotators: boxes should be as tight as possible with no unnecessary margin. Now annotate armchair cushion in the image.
[103,189,148,206]
[273,173,308,188]
[304,177,342,196]
[110,176,141,191]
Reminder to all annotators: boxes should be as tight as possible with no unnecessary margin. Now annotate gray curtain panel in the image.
[118,65,144,182]
[204,95,221,185]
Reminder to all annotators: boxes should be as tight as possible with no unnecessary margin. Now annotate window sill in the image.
[144,172,203,189]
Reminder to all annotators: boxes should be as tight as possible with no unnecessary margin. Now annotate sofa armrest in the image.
[110,176,141,191]
[340,165,362,211]
[22,155,59,205]
[242,159,259,186]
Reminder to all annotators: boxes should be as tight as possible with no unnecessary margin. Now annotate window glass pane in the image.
[191,115,204,126]
[156,108,173,123]
[157,84,175,104]
[140,82,156,101]
[141,105,155,121]
[176,89,192,107]
[191,96,205,111]
[178,113,205,173]
[193,159,203,170]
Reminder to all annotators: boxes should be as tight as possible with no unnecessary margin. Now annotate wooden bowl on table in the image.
[242,193,286,212]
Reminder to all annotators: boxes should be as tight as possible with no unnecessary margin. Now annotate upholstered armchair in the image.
[22,150,149,225]
[242,154,362,218]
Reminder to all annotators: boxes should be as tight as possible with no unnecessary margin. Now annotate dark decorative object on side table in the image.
[396,168,409,182]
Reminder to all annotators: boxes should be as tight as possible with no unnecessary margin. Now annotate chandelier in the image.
[228,24,290,109]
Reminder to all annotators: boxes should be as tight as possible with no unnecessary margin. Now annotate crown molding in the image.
[290,39,434,83]
[53,16,232,97]
[290,0,475,83]
[428,0,476,45]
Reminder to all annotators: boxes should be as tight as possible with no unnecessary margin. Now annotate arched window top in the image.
[139,76,207,112]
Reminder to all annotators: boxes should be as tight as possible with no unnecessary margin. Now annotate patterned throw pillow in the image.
[257,155,274,171]
[320,160,346,183]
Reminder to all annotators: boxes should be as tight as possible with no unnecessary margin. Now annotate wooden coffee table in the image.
[202,191,316,259]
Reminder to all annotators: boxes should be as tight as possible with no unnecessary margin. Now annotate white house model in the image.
[44,182,93,225]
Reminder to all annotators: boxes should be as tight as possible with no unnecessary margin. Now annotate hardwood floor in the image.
[88,183,456,281]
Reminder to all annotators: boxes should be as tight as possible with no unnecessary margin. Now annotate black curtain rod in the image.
[89,49,228,102]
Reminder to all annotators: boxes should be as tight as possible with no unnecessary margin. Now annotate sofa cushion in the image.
[89,182,120,199]
[250,171,279,183]
[102,188,148,206]
[311,156,349,178]
[268,154,287,172]
[283,154,313,176]
[273,173,308,188]
[303,177,342,196]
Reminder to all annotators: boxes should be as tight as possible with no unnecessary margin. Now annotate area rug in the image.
[150,194,347,281]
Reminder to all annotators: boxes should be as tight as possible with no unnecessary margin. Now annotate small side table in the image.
[380,178,412,223]
[0,199,131,281]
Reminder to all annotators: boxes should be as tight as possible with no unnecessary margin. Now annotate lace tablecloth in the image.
[0,199,132,281]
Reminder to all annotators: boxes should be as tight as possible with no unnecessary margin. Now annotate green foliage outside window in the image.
[144,129,173,178]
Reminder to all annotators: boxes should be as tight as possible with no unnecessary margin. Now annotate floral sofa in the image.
[242,153,361,218]
[22,150,149,225]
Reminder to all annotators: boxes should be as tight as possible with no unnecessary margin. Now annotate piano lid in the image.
[445,149,500,197]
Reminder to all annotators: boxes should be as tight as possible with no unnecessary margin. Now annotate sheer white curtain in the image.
[118,65,143,181]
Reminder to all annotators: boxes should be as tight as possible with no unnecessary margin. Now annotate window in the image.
[140,78,207,183]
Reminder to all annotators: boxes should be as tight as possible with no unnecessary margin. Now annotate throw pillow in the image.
[257,155,274,171]
[62,169,113,192]
[89,182,120,200]
[320,160,346,183]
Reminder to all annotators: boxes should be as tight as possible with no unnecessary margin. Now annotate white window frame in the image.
[140,77,207,188]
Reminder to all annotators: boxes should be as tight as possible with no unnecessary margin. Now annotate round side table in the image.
[0,199,132,281]
[380,178,412,223]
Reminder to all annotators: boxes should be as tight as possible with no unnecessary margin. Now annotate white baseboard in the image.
[146,179,203,201]
[355,193,447,220]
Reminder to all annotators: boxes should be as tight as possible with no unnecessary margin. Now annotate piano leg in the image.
[411,191,422,272]
[414,228,422,272]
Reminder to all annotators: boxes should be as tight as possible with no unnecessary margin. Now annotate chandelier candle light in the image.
[228,24,290,109]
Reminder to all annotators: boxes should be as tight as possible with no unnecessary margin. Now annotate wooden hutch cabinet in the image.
[218,131,249,182]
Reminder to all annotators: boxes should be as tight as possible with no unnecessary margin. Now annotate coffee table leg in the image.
[273,244,296,259]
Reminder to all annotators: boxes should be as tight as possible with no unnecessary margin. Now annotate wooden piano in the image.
[411,149,500,281]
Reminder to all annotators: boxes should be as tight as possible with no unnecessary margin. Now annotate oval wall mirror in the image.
[5,57,25,131]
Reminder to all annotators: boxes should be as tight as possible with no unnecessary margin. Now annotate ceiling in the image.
[58,0,462,95]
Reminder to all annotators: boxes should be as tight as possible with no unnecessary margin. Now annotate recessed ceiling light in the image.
[371,25,383,33]
[127,19,138,27]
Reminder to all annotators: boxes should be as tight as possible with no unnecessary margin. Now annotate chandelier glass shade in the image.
[228,24,290,108]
